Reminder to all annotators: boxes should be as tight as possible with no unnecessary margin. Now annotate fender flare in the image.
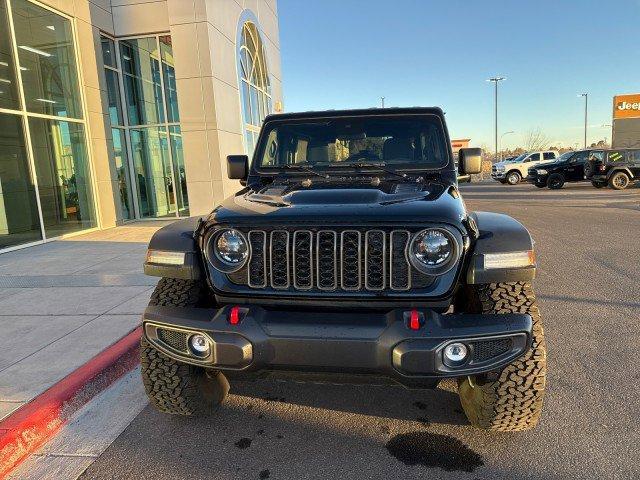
[143,216,205,280]
[466,212,536,284]
[607,167,634,180]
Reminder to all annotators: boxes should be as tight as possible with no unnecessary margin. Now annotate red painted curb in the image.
[0,326,142,479]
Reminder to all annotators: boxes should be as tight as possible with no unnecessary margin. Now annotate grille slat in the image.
[244,228,431,293]
[270,231,290,289]
[340,230,361,290]
[365,230,386,290]
[293,231,313,289]
[316,231,338,290]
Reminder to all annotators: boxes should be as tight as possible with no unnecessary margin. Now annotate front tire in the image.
[457,282,546,432]
[547,173,565,189]
[141,278,229,415]
[506,171,521,185]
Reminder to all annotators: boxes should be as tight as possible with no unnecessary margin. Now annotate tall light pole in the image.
[487,77,506,161]
[579,93,588,148]
[499,131,515,160]
[381,97,385,108]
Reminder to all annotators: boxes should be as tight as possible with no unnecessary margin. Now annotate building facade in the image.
[0,0,283,252]
[612,93,640,149]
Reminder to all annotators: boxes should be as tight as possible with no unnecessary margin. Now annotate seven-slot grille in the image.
[241,228,421,293]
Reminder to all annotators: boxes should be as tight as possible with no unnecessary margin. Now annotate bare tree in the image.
[524,128,551,151]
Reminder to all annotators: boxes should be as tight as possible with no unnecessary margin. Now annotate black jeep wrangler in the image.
[140,108,546,432]
[585,149,640,190]
[528,150,592,189]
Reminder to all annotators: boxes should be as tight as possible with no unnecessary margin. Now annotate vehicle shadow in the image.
[229,375,469,427]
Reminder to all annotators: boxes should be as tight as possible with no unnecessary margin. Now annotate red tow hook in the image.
[229,305,241,325]
[408,309,421,331]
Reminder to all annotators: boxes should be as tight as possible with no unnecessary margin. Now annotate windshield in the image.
[255,115,450,171]
[511,153,528,163]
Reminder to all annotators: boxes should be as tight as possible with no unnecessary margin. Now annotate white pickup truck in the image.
[491,151,559,185]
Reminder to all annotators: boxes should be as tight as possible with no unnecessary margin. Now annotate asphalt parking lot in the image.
[81,182,639,480]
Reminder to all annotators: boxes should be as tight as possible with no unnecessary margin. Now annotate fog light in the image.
[189,334,210,356]
[443,342,468,367]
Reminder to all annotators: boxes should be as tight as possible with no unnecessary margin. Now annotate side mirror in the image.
[227,155,248,180]
[458,148,482,175]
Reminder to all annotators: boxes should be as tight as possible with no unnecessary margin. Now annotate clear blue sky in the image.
[277,0,640,150]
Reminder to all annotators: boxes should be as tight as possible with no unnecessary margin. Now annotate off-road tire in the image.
[506,171,521,185]
[547,173,565,190]
[609,171,630,190]
[457,282,546,432]
[141,278,229,415]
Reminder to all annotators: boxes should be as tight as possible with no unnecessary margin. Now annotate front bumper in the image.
[142,305,532,386]
[491,172,506,180]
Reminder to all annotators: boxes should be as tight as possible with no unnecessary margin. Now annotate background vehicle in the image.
[492,150,559,185]
[140,108,546,433]
[529,150,591,189]
[586,149,640,190]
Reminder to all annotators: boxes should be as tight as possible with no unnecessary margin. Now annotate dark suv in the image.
[141,108,546,432]
[528,150,592,189]
[586,149,640,189]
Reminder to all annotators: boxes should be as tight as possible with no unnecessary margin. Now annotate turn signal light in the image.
[229,306,241,325]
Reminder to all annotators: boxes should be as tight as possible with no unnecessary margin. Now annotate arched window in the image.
[238,20,272,156]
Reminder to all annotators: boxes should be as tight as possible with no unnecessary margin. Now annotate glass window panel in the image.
[159,36,179,123]
[249,87,260,125]
[0,0,20,109]
[120,38,165,125]
[169,126,188,216]
[101,36,116,68]
[28,118,96,238]
[11,0,82,118]
[129,127,175,218]
[111,128,133,220]
[245,129,255,157]
[241,81,251,125]
[0,113,42,248]
[105,69,123,126]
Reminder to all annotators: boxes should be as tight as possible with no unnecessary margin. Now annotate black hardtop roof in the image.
[263,107,445,122]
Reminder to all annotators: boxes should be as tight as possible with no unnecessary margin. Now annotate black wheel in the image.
[141,278,229,416]
[547,173,565,190]
[506,171,521,185]
[591,180,605,189]
[609,171,630,190]
[457,282,546,432]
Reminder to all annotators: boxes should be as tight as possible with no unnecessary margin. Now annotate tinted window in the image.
[257,116,449,169]
[543,152,555,159]
[631,150,640,164]
[572,151,588,163]
[526,153,541,162]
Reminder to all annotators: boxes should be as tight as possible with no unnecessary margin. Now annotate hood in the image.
[209,180,468,229]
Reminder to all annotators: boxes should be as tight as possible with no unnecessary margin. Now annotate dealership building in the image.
[612,93,640,148]
[0,0,283,252]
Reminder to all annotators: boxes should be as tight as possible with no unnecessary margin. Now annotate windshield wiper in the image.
[329,162,409,180]
[283,164,329,179]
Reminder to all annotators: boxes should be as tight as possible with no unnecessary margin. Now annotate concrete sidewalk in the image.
[0,222,170,421]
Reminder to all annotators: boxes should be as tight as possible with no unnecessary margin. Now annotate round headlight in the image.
[409,228,458,274]
[208,229,248,272]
